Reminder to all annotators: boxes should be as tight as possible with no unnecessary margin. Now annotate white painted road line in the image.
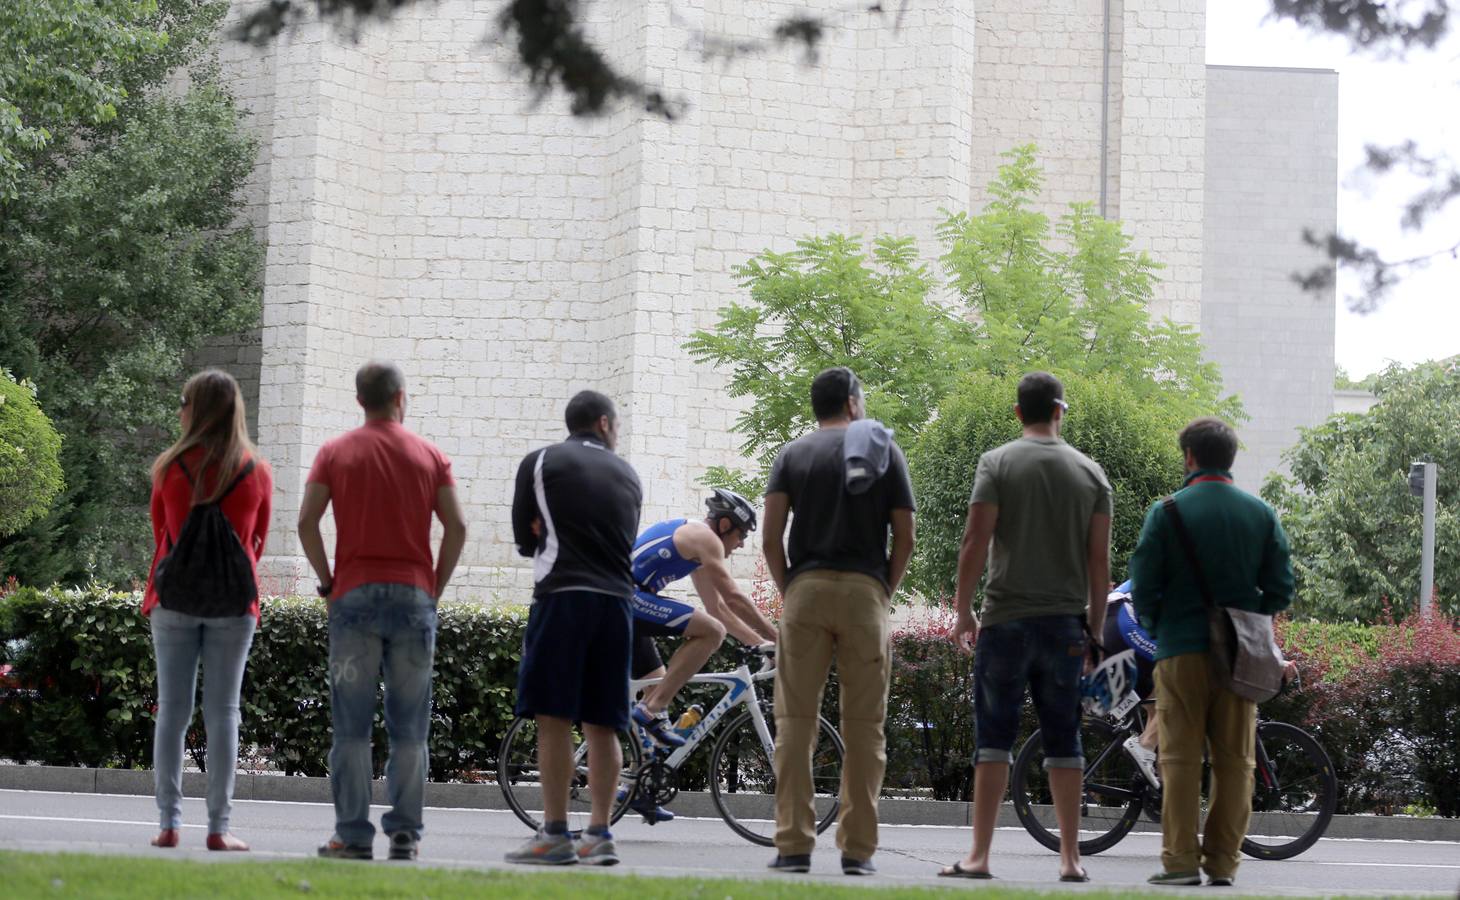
[0,814,203,829]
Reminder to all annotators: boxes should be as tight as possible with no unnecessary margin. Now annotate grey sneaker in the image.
[1148,870,1202,886]
[505,829,577,866]
[576,831,620,866]
[317,836,372,860]
[1208,875,1235,887]
[387,831,418,861]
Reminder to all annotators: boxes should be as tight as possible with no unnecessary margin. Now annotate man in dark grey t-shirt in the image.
[762,367,916,877]
[940,372,1111,883]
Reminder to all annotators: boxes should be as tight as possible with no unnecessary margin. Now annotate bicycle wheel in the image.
[496,715,641,833]
[708,709,844,847]
[1241,721,1336,860]
[1012,717,1147,855]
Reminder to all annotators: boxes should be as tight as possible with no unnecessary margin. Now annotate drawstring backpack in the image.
[154,457,258,617]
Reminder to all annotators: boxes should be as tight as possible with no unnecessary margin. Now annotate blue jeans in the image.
[973,614,1085,769]
[328,583,437,845]
[150,608,257,832]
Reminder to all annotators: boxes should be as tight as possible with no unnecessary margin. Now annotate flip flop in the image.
[938,861,994,879]
[1060,868,1091,882]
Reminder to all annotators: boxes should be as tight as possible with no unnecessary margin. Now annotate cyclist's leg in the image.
[624,629,675,822]
[641,609,725,714]
[631,631,666,686]
[630,591,725,715]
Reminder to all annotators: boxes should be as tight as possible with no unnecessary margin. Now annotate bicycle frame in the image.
[628,659,777,770]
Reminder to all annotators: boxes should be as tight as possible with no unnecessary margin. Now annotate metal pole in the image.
[1420,462,1436,616]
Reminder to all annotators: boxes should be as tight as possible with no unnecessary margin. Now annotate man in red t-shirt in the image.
[299,361,467,862]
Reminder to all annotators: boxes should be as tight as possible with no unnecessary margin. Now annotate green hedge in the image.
[2,586,1457,815]
[0,586,524,779]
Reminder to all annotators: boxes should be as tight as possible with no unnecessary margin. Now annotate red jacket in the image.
[144,448,273,620]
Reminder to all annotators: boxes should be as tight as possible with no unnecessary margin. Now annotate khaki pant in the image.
[772,570,891,861]
[1155,652,1257,880]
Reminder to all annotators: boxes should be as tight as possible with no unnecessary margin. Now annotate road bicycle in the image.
[497,644,845,846]
[1009,685,1337,860]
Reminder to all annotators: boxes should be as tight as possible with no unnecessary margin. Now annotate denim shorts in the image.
[515,590,631,730]
[973,614,1085,769]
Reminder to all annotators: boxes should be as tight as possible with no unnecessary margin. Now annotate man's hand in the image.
[530,517,541,538]
[951,610,979,653]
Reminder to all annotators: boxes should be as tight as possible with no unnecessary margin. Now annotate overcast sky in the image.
[1206,0,1460,379]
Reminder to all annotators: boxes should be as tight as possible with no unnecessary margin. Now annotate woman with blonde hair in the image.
[144,369,272,851]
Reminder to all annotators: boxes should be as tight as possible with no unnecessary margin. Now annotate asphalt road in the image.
[1,789,1456,896]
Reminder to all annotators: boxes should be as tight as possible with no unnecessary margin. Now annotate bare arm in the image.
[888,508,915,597]
[689,566,768,645]
[951,502,998,651]
[297,483,333,593]
[761,492,790,595]
[433,484,468,599]
[1084,511,1112,645]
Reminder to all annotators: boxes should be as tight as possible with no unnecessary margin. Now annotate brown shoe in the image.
[150,829,180,848]
[206,832,250,851]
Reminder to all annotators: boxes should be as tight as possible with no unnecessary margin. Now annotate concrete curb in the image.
[2,764,1456,842]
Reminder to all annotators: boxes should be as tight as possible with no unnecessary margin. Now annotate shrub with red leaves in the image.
[1274,609,1460,816]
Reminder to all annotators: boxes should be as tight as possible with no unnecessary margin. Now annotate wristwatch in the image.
[316,580,333,598]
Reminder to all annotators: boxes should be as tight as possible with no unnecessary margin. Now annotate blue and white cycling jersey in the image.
[630,518,699,634]
[1108,580,1157,663]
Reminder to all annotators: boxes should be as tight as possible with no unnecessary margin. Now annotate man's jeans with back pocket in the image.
[328,583,437,845]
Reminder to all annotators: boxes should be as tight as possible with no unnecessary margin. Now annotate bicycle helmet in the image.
[1080,649,1138,717]
[706,488,757,534]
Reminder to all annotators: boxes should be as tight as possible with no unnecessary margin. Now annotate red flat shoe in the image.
[151,829,180,848]
[206,832,250,851]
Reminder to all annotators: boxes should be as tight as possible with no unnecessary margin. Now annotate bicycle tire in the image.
[708,709,844,847]
[1241,721,1336,860]
[1012,717,1147,856]
[496,714,641,832]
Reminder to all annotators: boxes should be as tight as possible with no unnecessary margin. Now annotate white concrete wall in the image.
[1202,65,1338,491]
[210,3,1337,598]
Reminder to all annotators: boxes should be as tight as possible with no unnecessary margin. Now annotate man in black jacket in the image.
[506,390,642,867]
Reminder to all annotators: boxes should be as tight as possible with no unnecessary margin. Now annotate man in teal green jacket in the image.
[1130,417,1294,888]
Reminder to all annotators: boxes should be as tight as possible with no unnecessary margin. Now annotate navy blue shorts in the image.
[630,591,695,679]
[973,614,1085,769]
[515,591,631,731]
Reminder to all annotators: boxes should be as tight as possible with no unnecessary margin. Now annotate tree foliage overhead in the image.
[0,0,263,585]
[0,369,64,538]
[1271,1,1458,312]
[1263,360,1460,621]
[232,0,877,121]
[687,146,1238,498]
[0,0,170,200]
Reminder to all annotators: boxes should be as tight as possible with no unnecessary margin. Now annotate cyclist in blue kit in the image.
[630,489,780,750]
[1099,580,1295,789]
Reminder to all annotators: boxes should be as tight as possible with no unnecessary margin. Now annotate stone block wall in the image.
[1202,65,1338,490]
[210,2,1335,599]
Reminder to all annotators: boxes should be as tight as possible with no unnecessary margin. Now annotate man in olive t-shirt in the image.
[762,367,916,876]
[941,372,1112,883]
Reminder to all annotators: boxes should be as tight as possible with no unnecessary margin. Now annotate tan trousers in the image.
[1155,652,1257,880]
[772,570,891,861]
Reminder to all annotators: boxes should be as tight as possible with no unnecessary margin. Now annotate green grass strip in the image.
[0,850,1221,899]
